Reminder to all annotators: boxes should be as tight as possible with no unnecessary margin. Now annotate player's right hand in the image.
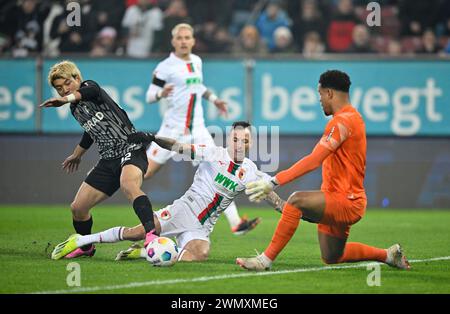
[127,132,155,146]
[161,84,174,98]
[245,179,275,203]
[62,154,81,174]
[39,97,69,108]
[214,99,228,117]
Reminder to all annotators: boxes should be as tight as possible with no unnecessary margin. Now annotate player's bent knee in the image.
[194,249,209,261]
[321,258,338,265]
[182,240,210,261]
[120,180,140,199]
[144,168,155,180]
[70,201,89,217]
[144,161,162,180]
[287,192,307,209]
[321,254,341,265]
[177,249,208,262]
[70,201,78,213]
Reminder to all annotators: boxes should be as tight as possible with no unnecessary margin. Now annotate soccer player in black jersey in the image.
[40,60,159,259]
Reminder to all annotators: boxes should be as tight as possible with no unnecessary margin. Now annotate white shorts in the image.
[147,123,215,165]
[155,198,210,250]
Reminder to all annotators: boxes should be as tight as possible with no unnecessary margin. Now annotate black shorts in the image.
[84,148,148,196]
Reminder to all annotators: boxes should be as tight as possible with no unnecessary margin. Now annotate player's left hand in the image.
[39,97,69,108]
[245,179,276,203]
[214,99,228,117]
[62,154,81,174]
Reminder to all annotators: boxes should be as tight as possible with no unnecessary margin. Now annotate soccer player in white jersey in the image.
[51,122,286,261]
[144,23,260,236]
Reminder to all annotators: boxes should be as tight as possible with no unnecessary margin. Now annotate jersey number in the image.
[121,152,131,165]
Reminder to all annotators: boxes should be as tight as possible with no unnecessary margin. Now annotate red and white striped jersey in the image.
[146,52,207,133]
[178,144,270,233]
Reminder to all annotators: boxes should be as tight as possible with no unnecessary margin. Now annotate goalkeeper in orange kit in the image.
[236,70,410,271]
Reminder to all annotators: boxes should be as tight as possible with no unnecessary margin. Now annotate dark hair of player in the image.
[232,121,251,129]
[319,70,351,93]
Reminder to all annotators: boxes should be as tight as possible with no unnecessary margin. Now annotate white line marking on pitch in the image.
[30,255,450,294]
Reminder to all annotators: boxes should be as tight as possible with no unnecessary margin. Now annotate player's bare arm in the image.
[39,86,81,108]
[245,142,331,202]
[274,142,331,185]
[265,191,286,213]
[159,84,174,99]
[62,131,94,174]
[127,132,192,156]
[153,136,192,156]
[146,83,174,103]
[203,90,227,116]
[62,144,87,174]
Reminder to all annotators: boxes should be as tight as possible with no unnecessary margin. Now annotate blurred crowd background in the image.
[1,0,450,58]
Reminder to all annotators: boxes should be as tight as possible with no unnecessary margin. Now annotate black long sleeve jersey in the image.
[71,80,142,160]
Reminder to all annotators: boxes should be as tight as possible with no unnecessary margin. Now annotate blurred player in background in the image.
[40,60,159,259]
[50,122,285,262]
[237,70,411,271]
[144,23,261,236]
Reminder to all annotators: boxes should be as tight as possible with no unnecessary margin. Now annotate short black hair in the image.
[319,70,351,93]
[231,121,251,129]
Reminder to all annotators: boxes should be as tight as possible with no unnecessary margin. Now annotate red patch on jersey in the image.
[160,209,171,220]
[238,168,246,180]
[152,148,158,156]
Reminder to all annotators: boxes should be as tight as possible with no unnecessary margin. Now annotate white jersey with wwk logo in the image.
[147,52,207,133]
[177,144,271,233]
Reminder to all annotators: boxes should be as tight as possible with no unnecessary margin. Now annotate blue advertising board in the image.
[0,59,36,131]
[1,58,449,136]
[253,60,450,136]
[40,59,245,133]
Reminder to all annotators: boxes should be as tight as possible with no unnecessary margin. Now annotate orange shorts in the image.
[317,192,367,239]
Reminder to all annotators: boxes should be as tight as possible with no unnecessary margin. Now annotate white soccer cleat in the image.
[236,254,271,271]
[386,243,411,270]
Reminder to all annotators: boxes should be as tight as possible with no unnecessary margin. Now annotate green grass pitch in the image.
[1,205,449,294]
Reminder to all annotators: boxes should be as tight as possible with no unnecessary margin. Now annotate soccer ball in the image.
[145,237,179,267]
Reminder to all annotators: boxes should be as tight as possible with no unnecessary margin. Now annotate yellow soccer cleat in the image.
[51,234,80,260]
[115,243,145,261]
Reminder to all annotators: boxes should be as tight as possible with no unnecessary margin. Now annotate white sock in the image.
[385,249,392,264]
[224,201,241,228]
[259,253,273,267]
[76,227,124,247]
[177,249,188,261]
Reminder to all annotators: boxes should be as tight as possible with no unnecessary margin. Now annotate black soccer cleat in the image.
[232,217,261,235]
